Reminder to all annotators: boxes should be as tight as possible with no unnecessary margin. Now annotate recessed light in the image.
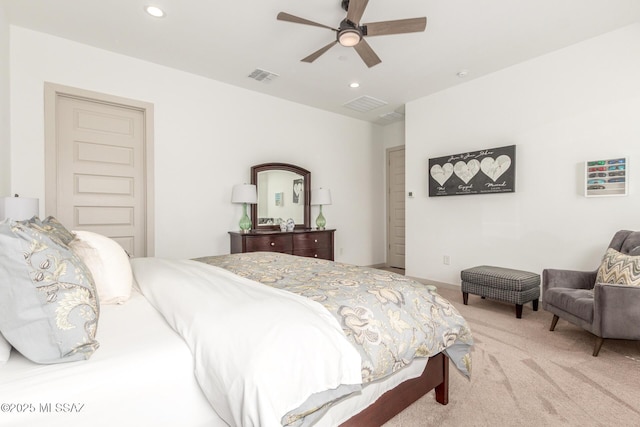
[145,6,165,18]
[349,82,360,88]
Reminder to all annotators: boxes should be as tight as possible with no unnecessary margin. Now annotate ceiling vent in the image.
[343,95,388,112]
[248,68,279,84]
[378,111,405,122]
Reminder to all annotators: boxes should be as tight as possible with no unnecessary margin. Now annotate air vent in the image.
[248,68,279,84]
[378,111,405,122]
[343,95,388,112]
[376,111,404,125]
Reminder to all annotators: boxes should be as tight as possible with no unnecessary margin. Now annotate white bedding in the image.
[132,258,363,426]
[0,289,219,427]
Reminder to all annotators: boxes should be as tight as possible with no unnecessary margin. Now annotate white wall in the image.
[406,24,640,285]
[0,7,9,195]
[380,121,405,151]
[9,26,384,265]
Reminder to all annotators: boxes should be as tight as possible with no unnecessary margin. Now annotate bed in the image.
[0,218,472,426]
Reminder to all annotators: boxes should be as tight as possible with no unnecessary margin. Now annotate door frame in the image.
[43,82,155,256]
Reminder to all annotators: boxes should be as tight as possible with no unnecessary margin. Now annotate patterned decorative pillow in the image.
[27,216,76,247]
[595,248,640,287]
[0,219,100,364]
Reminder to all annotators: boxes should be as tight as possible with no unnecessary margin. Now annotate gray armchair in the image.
[542,230,640,356]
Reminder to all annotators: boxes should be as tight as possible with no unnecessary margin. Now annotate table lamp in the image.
[231,184,257,233]
[311,188,332,230]
[0,194,39,221]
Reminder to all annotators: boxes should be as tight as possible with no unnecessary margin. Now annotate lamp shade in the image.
[311,188,332,206]
[231,184,257,204]
[0,196,39,220]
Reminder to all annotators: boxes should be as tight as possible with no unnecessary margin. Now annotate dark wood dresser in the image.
[229,229,335,261]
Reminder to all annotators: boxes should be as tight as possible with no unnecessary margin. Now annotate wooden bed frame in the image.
[340,353,449,426]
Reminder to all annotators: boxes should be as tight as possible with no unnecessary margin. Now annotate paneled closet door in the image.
[45,84,154,257]
[387,146,405,269]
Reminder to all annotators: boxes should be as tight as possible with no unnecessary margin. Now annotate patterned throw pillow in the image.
[0,219,100,364]
[595,248,640,287]
[27,216,76,247]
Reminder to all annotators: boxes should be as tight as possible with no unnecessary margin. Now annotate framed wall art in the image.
[584,157,627,197]
[428,145,516,197]
[292,179,304,204]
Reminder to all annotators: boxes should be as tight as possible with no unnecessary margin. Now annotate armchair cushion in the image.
[544,288,594,323]
[595,248,640,287]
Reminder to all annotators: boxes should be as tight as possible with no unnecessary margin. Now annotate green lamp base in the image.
[239,203,252,233]
[315,205,326,230]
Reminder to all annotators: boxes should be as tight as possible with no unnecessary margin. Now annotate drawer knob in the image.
[314,239,318,243]
[270,242,275,246]
[314,254,318,258]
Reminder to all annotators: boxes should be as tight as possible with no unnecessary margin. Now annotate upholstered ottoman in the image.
[461,265,540,318]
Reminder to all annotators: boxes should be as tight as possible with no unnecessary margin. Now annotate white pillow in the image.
[70,230,133,304]
[0,332,11,364]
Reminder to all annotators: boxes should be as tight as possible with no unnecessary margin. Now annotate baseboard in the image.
[408,276,461,291]
[367,263,388,269]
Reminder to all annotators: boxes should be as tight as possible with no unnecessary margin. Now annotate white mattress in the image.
[0,289,431,427]
[0,290,221,427]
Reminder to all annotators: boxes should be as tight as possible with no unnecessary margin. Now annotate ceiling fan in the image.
[277,0,427,68]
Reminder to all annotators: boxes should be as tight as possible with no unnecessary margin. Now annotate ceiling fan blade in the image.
[353,38,381,68]
[364,17,427,36]
[346,0,369,24]
[301,41,339,63]
[277,12,337,31]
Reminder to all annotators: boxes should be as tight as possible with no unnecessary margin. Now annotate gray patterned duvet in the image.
[195,252,473,382]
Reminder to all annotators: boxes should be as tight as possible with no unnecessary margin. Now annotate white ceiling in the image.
[3,0,640,124]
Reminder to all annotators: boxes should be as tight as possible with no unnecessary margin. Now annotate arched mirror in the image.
[251,163,311,230]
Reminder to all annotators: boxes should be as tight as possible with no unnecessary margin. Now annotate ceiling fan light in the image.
[145,6,165,18]
[338,29,361,47]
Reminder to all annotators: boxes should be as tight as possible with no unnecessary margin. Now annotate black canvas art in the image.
[428,145,516,197]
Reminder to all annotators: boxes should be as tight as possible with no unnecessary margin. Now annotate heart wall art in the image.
[428,145,516,197]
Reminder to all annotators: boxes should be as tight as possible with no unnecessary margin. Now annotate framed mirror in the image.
[251,163,311,230]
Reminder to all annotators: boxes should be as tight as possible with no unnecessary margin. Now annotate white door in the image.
[387,146,405,269]
[45,84,154,257]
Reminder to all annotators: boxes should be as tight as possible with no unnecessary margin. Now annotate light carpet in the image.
[383,283,640,427]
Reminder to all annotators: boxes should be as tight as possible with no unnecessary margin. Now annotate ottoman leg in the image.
[462,292,468,305]
[515,304,523,319]
[532,299,539,311]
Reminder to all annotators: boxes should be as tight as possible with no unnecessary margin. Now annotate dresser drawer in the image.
[245,234,292,253]
[293,247,332,260]
[229,229,334,260]
[292,232,332,250]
